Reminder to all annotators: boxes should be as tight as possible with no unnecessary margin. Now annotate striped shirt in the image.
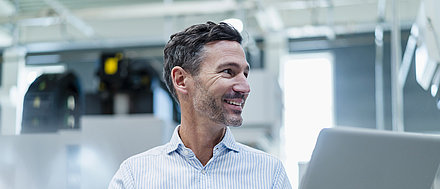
[109,126,292,189]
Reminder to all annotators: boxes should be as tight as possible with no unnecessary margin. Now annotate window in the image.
[281,52,334,188]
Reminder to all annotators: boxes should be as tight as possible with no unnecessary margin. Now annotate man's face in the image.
[191,40,250,127]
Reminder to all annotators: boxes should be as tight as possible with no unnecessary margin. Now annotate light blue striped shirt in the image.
[109,126,292,189]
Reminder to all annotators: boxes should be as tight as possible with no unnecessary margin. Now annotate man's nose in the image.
[233,74,251,94]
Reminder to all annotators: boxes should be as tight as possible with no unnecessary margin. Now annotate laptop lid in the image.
[300,127,440,189]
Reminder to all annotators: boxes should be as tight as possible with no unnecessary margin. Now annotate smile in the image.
[224,99,243,106]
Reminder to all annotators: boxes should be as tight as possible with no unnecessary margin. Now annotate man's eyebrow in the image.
[217,62,250,71]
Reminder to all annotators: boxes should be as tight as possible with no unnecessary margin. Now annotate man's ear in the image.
[171,66,191,95]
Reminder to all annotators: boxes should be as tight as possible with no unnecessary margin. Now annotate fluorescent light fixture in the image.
[431,84,438,97]
[222,18,243,33]
[415,43,438,90]
[414,0,440,91]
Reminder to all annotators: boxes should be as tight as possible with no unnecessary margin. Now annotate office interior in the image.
[0,0,440,188]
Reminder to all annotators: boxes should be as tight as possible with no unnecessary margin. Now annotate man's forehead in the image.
[204,40,242,49]
[216,62,250,71]
[202,41,245,58]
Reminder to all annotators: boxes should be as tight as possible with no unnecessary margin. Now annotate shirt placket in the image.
[178,143,230,189]
[178,147,209,188]
[199,165,210,189]
[202,145,229,189]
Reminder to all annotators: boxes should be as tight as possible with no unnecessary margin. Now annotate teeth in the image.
[225,100,242,106]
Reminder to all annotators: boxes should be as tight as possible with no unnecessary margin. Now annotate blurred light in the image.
[416,44,428,82]
[282,53,334,189]
[415,44,438,90]
[0,29,12,47]
[0,0,15,16]
[431,84,438,97]
[9,86,18,106]
[411,24,419,37]
[431,69,440,97]
[222,18,243,33]
[437,99,440,110]
[26,71,38,85]
[375,26,383,43]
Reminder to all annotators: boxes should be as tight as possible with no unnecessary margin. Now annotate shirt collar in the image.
[220,127,240,152]
[165,126,183,154]
[165,125,240,154]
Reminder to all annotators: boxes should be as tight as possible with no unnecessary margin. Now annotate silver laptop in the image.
[300,127,440,189]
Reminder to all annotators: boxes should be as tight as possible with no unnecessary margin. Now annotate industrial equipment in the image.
[89,52,158,114]
[21,72,82,133]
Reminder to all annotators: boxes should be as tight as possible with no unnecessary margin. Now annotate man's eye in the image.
[222,69,233,75]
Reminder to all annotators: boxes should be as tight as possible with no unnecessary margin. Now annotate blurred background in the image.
[0,0,440,188]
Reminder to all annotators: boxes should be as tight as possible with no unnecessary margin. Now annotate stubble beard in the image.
[193,79,243,127]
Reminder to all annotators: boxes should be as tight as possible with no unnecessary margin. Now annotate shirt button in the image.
[201,170,206,175]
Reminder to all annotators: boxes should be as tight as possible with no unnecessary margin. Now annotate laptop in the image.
[300,127,440,189]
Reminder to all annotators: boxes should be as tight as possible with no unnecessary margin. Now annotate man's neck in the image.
[178,118,226,166]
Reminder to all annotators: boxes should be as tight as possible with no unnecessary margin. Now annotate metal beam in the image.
[43,0,95,38]
[398,24,418,88]
[391,0,404,132]
[375,0,386,130]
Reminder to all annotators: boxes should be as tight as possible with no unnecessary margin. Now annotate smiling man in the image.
[109,21,291,189]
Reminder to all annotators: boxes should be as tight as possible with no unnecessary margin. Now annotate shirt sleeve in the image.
[273,160,292,189]
[108,161,135,189]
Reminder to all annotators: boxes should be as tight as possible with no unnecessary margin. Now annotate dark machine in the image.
[86,52,158,114]
[21,72,82,133]
[88,52,181,122]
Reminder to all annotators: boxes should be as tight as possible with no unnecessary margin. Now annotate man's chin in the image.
[225,116,243,127]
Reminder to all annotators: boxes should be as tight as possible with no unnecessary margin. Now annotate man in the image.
[109,21,291,189]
